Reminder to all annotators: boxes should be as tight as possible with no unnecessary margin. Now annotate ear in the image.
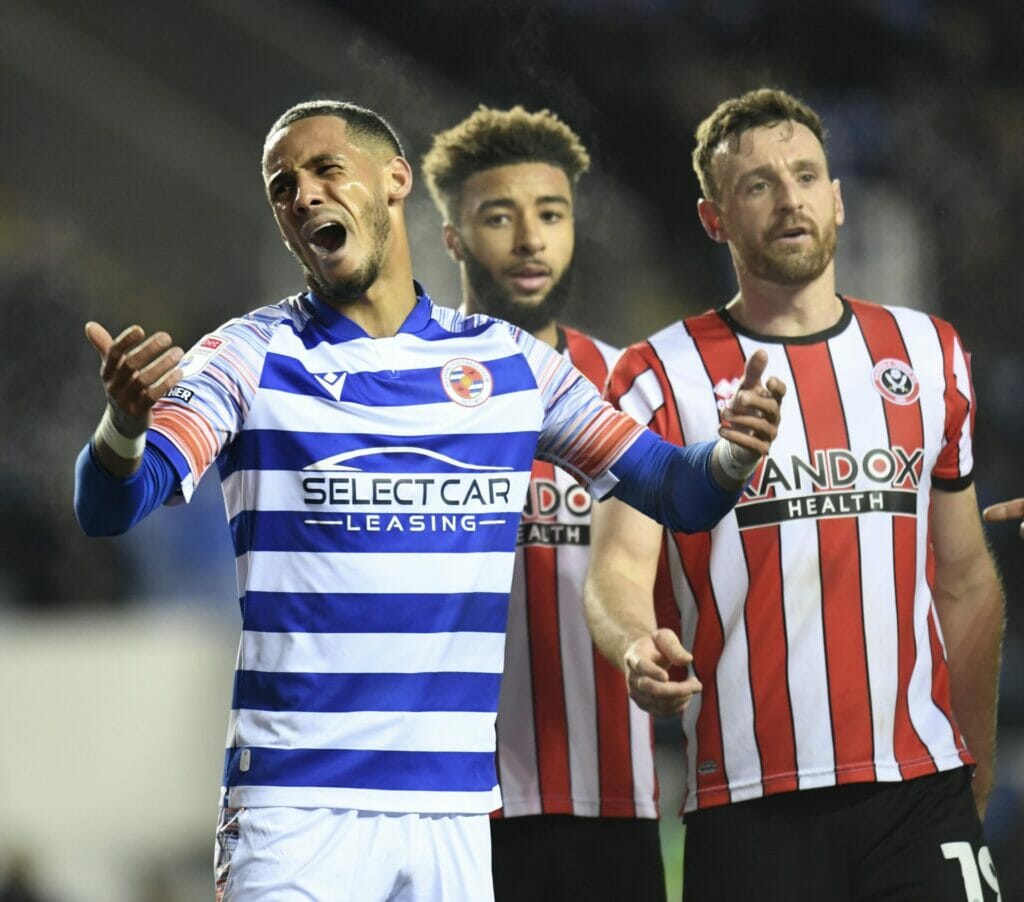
[443,223,464,263]
[832,178,845,227]
[697,198,728,243]
[383,156,414,203]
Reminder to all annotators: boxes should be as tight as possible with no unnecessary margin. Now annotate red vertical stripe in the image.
[687,314,799,796]
[564,326,610,388]
[566,327,637,817]
[686,313,797,802]
[786,342,874,781]
[851,301,934,775]
[932,317,973,480]
[593,648,637,816]
[523,459,574,813]
[619,329,731,808]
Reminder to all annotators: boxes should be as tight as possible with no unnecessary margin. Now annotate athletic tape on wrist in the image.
[717,439,759,482]
[96,407,146,459]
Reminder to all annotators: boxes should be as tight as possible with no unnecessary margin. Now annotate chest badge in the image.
[441,358,493,407]
[872,358,920,405]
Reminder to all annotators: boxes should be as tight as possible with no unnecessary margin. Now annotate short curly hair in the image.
[422,105,590,222]
[693,88,827,201]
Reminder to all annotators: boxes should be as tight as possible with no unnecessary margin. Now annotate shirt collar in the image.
[305,281,433,338]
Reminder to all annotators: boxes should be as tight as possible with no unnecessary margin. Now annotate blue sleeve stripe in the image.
[233,670,503,714]
[230,510,520,556]
[241,591,509,634]
[224,746,496,793]
[609,431,744,534]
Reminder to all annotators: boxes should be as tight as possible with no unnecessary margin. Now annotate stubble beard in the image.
[303,194,392,303]
[740,216,838,286]
[462,246,573,334]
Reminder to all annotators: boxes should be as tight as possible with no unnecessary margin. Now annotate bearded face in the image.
[732,210,838,286]
[460,241,573,333]
[301,188,391,302]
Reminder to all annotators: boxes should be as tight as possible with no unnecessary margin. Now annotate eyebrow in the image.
[738,159,824,181]
[266,153,349,189]
[475,195,571,212]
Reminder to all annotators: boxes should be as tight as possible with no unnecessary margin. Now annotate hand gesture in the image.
[85,322,183,436]
[719,349,786,467]
[983,498,1024,540]
[623,628,703,716]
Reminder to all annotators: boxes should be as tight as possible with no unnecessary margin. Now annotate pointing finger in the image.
[739,349,769,390]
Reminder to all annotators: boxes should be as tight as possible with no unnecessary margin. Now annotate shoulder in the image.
[847,297,966,348]
[215,295,305,343]
[178,296,303,381]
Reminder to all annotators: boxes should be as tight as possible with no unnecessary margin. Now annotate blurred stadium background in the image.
[1,0,1022,898]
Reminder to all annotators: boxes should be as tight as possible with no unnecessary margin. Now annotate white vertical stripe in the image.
[831,318,899,769]
[557,540,600,814]
[742,338,836,786]
[669,542,701,810]
[628,701,658,818]
[886,307,960,761]
[951,335,974,475]
[618,368,664,425]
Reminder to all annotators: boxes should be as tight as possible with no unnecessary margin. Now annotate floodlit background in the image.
[1,0,1022,898]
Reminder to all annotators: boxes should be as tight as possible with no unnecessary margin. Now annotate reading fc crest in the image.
[872,358,920,406]
[441,358,494,407]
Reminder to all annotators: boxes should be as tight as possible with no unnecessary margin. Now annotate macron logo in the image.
[314,371,347,401]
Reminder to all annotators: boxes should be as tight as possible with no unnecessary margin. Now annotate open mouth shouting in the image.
[304,219,349,259]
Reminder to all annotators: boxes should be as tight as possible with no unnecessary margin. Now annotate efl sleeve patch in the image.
[178,334,230,379]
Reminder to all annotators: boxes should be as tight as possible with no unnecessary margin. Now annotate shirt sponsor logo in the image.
[301,446,517,534]
[872,358,920,405]
[441,358,493,407]
[178,333,229,379]
[736,445,924,529]
[517,477,592,547]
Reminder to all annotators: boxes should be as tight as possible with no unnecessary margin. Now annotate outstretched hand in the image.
[623,628,703,716]
[85,321,183,436]
[983,498,1024,540]
[719,349,786,466]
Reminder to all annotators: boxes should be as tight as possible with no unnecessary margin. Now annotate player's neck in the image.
[529,320,559,348]
[315,246,418,338]
[728,268,842,337]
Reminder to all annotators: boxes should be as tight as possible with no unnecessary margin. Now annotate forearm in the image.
[934,559,1004,807]
[609,430,745,534]
[584,567,658,672]
[74,441,178,536]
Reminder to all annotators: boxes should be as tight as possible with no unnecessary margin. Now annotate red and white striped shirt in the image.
[495,325,658,819]
[607,297,975,814]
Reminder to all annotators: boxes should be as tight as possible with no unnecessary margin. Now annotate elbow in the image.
[74,508,127,538]
[665,510,722,535]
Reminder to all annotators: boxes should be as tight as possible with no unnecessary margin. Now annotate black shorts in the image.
[681,767,1001,901]
[490,814,666,902]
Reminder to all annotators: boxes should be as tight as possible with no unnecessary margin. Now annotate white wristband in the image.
[96,407,146,459]
[716,438,759,482]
